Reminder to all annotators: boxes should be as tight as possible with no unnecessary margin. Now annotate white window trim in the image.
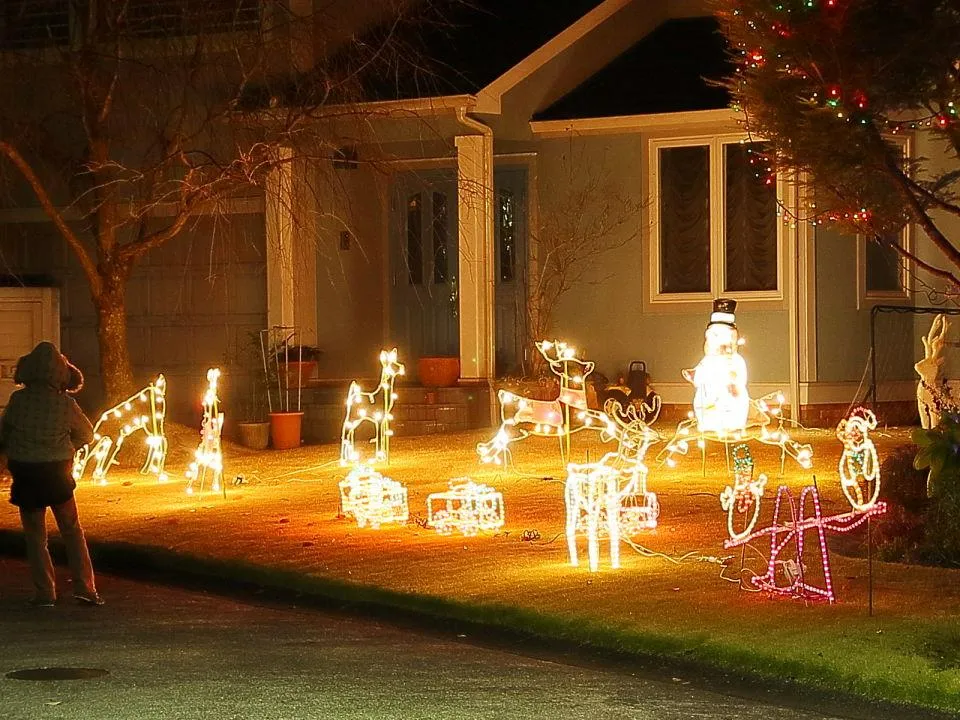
[648,133,785,306]
[856,224,913,309]
[855,135,913,309]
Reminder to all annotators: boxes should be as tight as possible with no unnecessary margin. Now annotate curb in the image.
[0,528,952,720]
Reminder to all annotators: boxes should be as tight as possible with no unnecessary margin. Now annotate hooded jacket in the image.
[0,342,94,463]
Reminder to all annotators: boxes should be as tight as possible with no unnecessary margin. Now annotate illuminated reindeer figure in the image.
[564,401,660,572]
[186,368,225,495]
[478,340,617,466]
[73,375,168,485]
[340,348,405,466]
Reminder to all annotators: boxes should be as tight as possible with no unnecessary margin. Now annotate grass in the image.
[2,423,960,714]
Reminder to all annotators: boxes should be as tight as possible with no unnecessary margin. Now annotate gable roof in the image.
[533,16,733,121]
[360,0,609,101]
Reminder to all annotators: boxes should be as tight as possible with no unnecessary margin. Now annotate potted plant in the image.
[261,327,310,450]
[235,331,270,450]
[274,343,323,387]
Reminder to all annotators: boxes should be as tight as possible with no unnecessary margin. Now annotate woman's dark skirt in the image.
[8,459,76,511]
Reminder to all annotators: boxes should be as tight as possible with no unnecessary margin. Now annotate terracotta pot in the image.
[283,361,317,387]
[417,356,459,387]
[237,421,270,450]
[269,411,303,450]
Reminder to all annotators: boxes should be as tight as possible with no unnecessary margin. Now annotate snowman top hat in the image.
[708,298,737,329]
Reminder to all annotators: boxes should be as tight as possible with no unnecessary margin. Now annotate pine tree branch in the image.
[883,147,960,281]
[885,236,960,288]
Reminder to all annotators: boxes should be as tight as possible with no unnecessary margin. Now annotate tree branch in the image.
[0,140,101,295]
[883,235,960,288]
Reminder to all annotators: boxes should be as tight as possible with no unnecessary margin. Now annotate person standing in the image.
[0,342,103,606]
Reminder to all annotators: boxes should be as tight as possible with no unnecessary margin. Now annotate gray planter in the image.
[237,421,270,450]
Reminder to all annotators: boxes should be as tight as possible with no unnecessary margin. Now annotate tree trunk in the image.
[94,282,136,403]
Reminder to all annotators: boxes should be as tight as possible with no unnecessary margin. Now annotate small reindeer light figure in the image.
[187,368,225,495]
[478,340,618,466]
[836,407,880,512]
[340,348,405,466]
[916,314,950,429]
[564,401,660,572]
[73,375,168,485]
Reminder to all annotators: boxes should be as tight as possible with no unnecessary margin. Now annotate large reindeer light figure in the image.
[73,375,168,485]
[340,349,405,466]
[915,314,958,429]
[477,340,618,466]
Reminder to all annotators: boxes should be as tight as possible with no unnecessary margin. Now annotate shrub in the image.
[873,445,927,563]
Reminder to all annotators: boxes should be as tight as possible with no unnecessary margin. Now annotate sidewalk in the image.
[1,427,958,715]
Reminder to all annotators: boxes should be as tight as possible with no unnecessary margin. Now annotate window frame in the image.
[857,224,912,308]
[648,133,785,306]
[855,135,913,309]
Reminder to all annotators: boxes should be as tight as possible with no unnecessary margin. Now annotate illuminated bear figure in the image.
[683,298,749,434]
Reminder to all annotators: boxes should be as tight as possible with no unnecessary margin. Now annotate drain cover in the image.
[6,667,108,681]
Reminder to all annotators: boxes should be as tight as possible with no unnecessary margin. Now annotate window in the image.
[858,227,910,306]
[650,136,781,303]
[498,190,516,282]
[121,0,260,38]
[431,191,448,284]
[406,193,422,285]
[0,0,260,49]
[0,0,70,49]
[856,136,911,306]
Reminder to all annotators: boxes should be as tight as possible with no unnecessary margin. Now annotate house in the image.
[1,0,950,438]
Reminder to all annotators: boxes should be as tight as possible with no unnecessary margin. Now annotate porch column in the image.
[265,149,318,344]
[455,133,495,381]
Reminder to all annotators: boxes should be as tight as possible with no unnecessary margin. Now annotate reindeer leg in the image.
[608,483,621,570]
[565,481,579,567]
[587,507,600,572]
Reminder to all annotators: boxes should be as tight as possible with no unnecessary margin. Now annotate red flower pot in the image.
[417,356,460,387]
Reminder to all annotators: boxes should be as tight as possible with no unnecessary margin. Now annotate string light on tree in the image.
[72,375,169,485]
[427,479,505,536]
[186,368,225,496]
[717,0,960,260]
[340,349,404,467]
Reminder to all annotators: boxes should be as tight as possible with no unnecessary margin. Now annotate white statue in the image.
[916,314,952,429]
[683,299,750,434]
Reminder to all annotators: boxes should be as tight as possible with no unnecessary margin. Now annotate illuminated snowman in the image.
[682,298,749,434]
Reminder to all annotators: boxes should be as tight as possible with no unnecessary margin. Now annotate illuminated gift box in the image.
[427,478,505,536]
[338,466,408,529]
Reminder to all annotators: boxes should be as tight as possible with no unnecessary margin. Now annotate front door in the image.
[390,171,459,373]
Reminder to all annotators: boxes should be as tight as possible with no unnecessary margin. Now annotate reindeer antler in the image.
[536,340,576,364]
[923,314,950,360]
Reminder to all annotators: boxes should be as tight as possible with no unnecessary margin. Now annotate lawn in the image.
[2,422,960,714]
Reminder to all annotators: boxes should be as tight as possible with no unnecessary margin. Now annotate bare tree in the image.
[522,143,644,375]
[0,0,455,401]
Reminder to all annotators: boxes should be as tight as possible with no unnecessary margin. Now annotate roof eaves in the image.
[529,108,742,137]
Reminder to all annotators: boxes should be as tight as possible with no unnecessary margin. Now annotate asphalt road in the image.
[0,558,883,720]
